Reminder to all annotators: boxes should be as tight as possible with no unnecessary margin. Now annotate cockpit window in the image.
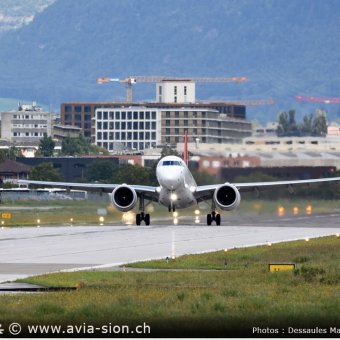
[162,160,182,166]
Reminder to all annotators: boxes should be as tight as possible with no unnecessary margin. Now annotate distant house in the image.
[0,160,32,184]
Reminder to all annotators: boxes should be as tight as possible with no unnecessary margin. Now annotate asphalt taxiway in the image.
[0,212,339,283]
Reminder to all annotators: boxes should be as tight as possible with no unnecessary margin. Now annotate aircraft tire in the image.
[216,213,221,226]
[145,214,150,226]
[207,214,212,226]
[136,214,141,226]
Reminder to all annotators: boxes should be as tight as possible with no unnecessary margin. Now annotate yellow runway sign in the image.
[1,212,12,219]
[269,263,296,272]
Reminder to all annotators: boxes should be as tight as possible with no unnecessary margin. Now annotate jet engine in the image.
[111,185,138,212]
[213,184,241,211]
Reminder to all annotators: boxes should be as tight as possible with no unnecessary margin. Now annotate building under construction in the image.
[61,79,253,151]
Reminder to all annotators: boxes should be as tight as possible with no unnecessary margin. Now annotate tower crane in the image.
[296,95,340,104]
[227,98,274,106]
[196,98,274,106]
[96,75,248,102]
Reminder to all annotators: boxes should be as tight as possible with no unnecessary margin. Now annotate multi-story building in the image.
[160,108,251,145]
[1,103,53,143]
[61,101,248,140]
[61,80,251,152]
[95,107,161,151]
[156,80,195,103]
[94,105,251,151]
[52,124,82,141]
[61,102,251,150]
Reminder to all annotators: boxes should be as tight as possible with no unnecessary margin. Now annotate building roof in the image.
[0,160,32,173]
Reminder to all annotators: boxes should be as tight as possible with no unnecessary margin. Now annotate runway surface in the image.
[0,212,339,283]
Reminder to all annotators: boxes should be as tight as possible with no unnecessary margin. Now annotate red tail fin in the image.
[184,130,188,165]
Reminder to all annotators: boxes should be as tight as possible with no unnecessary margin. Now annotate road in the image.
[0,212,339,283]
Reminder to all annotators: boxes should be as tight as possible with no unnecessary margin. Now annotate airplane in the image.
[18,133,340,226]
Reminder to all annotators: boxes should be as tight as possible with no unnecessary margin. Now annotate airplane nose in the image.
[158,168,182,190]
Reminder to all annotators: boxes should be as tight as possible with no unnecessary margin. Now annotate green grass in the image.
[0,236,338,336]
[1,197,339,227]
[0,200,122,226]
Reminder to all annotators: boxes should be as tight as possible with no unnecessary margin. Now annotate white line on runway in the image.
[1,221,339,283]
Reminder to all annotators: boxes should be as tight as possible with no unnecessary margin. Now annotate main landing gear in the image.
[207,201,221,226]
[136,195,150,226]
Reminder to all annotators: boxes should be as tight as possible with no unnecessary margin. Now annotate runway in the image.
[0,212,339,283]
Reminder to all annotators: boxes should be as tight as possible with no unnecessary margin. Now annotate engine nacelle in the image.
[111,185,138,212]
[213,183,241,211]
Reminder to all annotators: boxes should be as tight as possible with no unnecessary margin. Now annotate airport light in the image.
[170,193,177,201]
[173,211,178,218]
[305,238,310,242]
[194,209,200,215]
[267,242,272,247]
[293,207,299,215]
[173,218,178,225]
[336,233,340,238]
[195,216,200,224]
[122,211,135,225]
[306,205,312,215]
[99,216,105,225]
[277,206,285,217]
[224,248,228,252]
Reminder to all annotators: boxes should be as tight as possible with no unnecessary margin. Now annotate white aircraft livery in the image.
[19,135,340,226]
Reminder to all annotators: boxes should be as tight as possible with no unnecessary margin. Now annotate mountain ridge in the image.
[0,0,339,123]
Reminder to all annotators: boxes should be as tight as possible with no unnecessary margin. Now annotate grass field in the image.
[0,197,340,227]
[0,236,339,337]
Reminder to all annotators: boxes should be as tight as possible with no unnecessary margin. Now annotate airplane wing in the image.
[17,180,159,202]
[194,176,340,202]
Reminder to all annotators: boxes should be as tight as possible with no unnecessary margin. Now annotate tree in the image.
[277,111,289,136]
[277,109,328,137]
[86,160,117,182]
[111,164,157,186]
[29,162,64,182]
[299,114,313,136]
[312,109,327,136]
[61,133,108,156]
[38,134,55,157]
[0,147,18,163]
[160,146,180,158]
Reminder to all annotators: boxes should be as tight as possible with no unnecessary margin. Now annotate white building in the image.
[156,80,195,103]
[94,107,162,152]
[1,103,53,143]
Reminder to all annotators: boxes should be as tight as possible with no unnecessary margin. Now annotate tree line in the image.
[277,109,327,137]
[38,133,108,157]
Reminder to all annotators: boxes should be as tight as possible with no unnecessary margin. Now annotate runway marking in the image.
[0,214,339,283]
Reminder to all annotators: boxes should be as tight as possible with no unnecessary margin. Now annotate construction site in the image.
[61,74,274,150]
[57,74,340,179]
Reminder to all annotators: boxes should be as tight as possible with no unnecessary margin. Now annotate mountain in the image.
[0,0,339,123]
[0,0,55,35]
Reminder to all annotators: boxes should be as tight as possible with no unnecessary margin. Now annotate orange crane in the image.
[296,95,340,104]
[96,75,248,102]
[227,98,274,106]
[196,98,274,106]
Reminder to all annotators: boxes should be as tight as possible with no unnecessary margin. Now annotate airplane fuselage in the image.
[156,155,197,209]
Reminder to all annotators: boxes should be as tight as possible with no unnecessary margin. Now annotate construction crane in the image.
[296,95,340,104]
[228,98,275,106]
[197,98,275,106]
[96,75,248,102]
